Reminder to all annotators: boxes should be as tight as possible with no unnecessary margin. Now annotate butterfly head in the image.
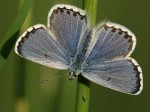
[69,71,77,80]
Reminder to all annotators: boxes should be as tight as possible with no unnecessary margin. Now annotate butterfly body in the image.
[70,27,94,79]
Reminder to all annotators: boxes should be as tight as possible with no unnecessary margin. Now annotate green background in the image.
[0,0,149,112]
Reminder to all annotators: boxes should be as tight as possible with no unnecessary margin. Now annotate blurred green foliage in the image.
[0,0,150,112]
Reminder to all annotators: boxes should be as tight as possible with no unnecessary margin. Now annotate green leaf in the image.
[0,0,33,70]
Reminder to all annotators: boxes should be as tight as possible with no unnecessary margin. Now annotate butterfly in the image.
[15,4,143,95]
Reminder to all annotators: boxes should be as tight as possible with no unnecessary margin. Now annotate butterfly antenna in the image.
[74,78,86,102]
[40,73,68,83]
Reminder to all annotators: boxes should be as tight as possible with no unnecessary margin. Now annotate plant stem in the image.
[83,0,97,25]
[75,0,97,112]
[0,0,32,70]
[75,75,91,112]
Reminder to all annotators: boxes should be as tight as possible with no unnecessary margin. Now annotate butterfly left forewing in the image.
[15,24,69,69]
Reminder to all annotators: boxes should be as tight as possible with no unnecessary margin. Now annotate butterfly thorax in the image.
[69,27,94,80]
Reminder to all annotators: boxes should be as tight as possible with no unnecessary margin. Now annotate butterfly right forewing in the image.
[86,21,136,64]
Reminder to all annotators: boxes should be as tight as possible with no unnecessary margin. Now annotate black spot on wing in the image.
[50,6,86,22]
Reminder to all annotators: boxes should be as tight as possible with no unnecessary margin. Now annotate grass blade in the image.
[0,0,33,70]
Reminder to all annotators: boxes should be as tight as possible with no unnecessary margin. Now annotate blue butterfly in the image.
[15,4,143,95]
